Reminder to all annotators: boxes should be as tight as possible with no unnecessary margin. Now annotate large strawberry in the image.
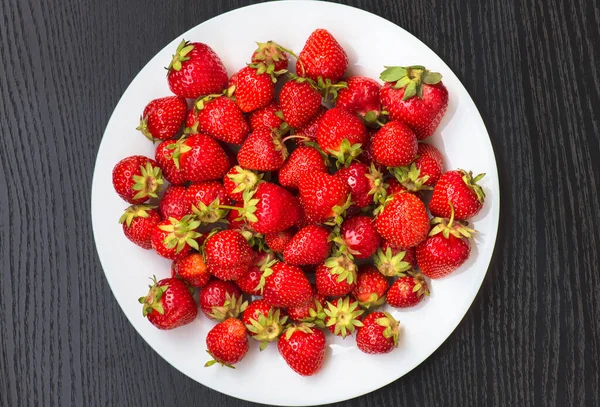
[167,40,228,99]
[278,324,326,376]
[237,128,288,171]
[317,107,367,165]
[159,185,189,220]
[339,215,382,259]
[297,28,348,82]
[223,166,262,202]
[375,192,429,248]
[372,121,418,167]
[137,96,187,142]
[205,230,254,281]
[249,102,285,131]
[278,146,328,190]
[379,65,448,140]
[429,170,485,220]
[139,276,197,330]
[352,265,389,308]
[186,95,249,144]
[151,215,200,260]
[119,205,161,249]
[336,76,381,122]
[284,225,332,265]
[172,134,230,182]
[199,280,244,320]
[356,312,399,354]
[171,253,210,287]
[387,273,429,307]
[233,66,275,113]
[185,181,231,224]
[390,142,444,191]
[112,156,163,204]
[251,41,290,72]
[242,300,288,351]
[205,318,249,368]
[279,78,322,128]
[155,139,187,185]
[261,262,312,308]
[298,171,350,223]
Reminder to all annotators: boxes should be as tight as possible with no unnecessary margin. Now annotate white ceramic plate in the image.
[91,1,500,405]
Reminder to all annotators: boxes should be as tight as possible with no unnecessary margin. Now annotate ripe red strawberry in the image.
[172,134,230,183]
[315,260,357,297]
[112,156,163,204]
[185,95,249,144]
[137,96,187,142]
[249,102,285,131]
[139,276,197,330]
[317,107,367,165]
[185,181,231,224]
[380,65,448,140]
[278,146,328,190]
[171,253,210,287]
[233,66,276,113]
[151,215,200,260]
[352,265,389,308]
[295,106,327,145]
[429,170,485,220]
[375,240,415,276]
[167,40,228,99]
[159,185,189,220]
[340,215,382,259]
[336,76,381,122]
[251,41,289,72]
[199,280,243,321]
[265,229,295,253]
[279,79,322,128]
[119,205,161,249]
[284,225,332,265]
[297,28,348,82]
[261,262,312,308]
[287,288,326,323]
[155,139,187,185]
[387,273,429,307]
[356,312,399,354]
[335,162,381,209]
[324,296,364,337]
[205,230,254,281]
[223,166,261,202]
[236,252,272,295]
[205,318,249,367]
[278,324,326,376]
[357,129,378,165]
[237,128,288,171]
[390,142,444,192]
[372,121,418,167]
[298,171,350,223]
[375,192,429,248]
[242,300,288,350]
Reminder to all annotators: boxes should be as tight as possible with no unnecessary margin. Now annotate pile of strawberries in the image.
[112,28,486,376]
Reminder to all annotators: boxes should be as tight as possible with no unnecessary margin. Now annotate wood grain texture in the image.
[1,0,599,405]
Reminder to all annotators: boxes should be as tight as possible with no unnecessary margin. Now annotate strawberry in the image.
[251,41,290,72]
[185,181,231,224]
[295,106,327,145]
[199,280,244,321]
[352,265,389,308]
[137,96,187,142]
[356,312,399,354]
[381,240,417,269]
[151,215,200,260]
[287,288,326,323]
[278,146,328,190]
[315,260,357,297]
[297,28,348,82]
[249,102,285,131]
[242,300,288,350]
[279,78,322,128]
[205,318,249,368]
[159,185,189,220]
[335,162,382,209]
[223,166,262,202]
[375,192,429,248]
[205,230,254,281]
[284,225,332,266]
[316,107,367,165]
[339,215,382,259]
[387,273,429,307]
[171,253,210,287]
[390,142,444,192]
[186,95,249,144]
[139,276,197,330]
[372,121,418,167]
[237,128,288,171]
[265,228,295,253]
[374,242,414,277]
[236,252,272,295]
[379,65,448,140]
[385,177,410,196]
[261,262,312,308]
[119,204,161,250]
[324,296,364,337]
[233,66,275,113]
[278,324,326,376]
[112,156,163,204]
[172,134,230,183]
[298,171,350,223]
[155,140,187,185]
[429,170,485,220]
[335,76,381,122]
[167,40,228,99]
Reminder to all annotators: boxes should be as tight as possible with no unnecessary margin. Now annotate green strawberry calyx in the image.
[328,138,363,168]
[246,308,289,351]
[158,215,202,253]
[366,163,386,205]
[316,76,348,103]
[165,136,191,169]
[300,299,327,328]
[324,252,358,285]
[193,93,226,112]
[204,350,235,369]
[375,312,400,347]
[136,115,157,142]
[429,202,477,239]
[254,254,279,294]
[459,169,486,203]
[379,65,443,100]
[138,276,168,316]
[167,39,194,72]
[227,166,262,196]
[324,297,364,338]
[192,197,229,224]
[283,323,315,341]
[119,204,156,227]
[409,272,430,297]
[218,188,260,224]
[374,246,412,277]
[209,292,248,321]
[131,162,164,200]
[390,163,433,192]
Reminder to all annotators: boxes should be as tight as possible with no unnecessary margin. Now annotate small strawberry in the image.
[167,40,228,99]
[335,162,383,209]
[112,156,163,204]
[236,252,273,295]
[205,318,249,368]
[278,323,326,376]
[374,243,413,277]
[139,276,197,330]
[381,240,417,269]
[379,65,448,140]
[278,146,328,190]
[199,280,243,320]
[205,230,254,281]
[324,296,364,337]
[295,106,327,145]
[287,288,327,323]
[335,76,381,123]
[261,262,312,308]
[339,215,382,259]
[159,185,189,220]
[151,215,201,260]
[119,204,161,249]
[237,128,288,171]
[298,171,350,223]
[356,312,399,354]
[372,121,418,167]
[137,96,187,142]
[232,66,275,113]
[352,265,389,308]
[279,78,322,128]
[297,28,348,82]
[223,166,262,202]
[375,192,429,248]
[265,229,296,254]
[249,102,285,131]
[243,300,288,351]
[171,253,211,287]
[172,134,230,183]
[317,107,367,165]
[284,225,332,266]
[429,170,485,220]
[251,41,290,72]
[186,95,249,144]
[315,259,357,297]
[185,181,231,224]
[155,139,187,185]
[387,273,429,307]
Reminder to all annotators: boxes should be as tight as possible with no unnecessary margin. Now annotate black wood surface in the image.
[1,0,599,405]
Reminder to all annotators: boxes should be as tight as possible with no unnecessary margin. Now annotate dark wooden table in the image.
[1,0,599,405]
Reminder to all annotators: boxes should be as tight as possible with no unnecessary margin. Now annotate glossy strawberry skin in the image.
[172,253,211,287]
[316,107,367,154]
[416,234,471,279]
[372,121,418,167]
[381,240,417,269]
[284,225,332,265]
[206,318,249,365]
[287,289,326,321]
[186,96,249,144]
[356,312,396,354]
[251,182,303,234]
[238,128,287,171]
[265,229,296,253]
[278,147,328,190]
[336,76,381,117]
[429,170,483,220]
[278,326,326,376]
[263,262,312,308]
[296,106,327,145]
[139,96,187,141]
[150,221,192,261]
[236,256,266,296]
[205,230,254,281]
[234,66,275,113]
[159,185,190,220]
[122,208,161,250]
[298,171,350,223]
[199,280,242,320]
[375,193,429,248]
[143,277,198,330]
[335,162,374,209]
[340,215,382,259]
[415,143,444,187]
[315,263,356,297]
[249,102,284,131]
[280,80,322,128]
[112,156,161,204]
[296,28,348,82]
[179,134,230,182]
[352,265,389,305]
[386,178,410,196]
[155,140,187,185]
[387,275,427,307]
